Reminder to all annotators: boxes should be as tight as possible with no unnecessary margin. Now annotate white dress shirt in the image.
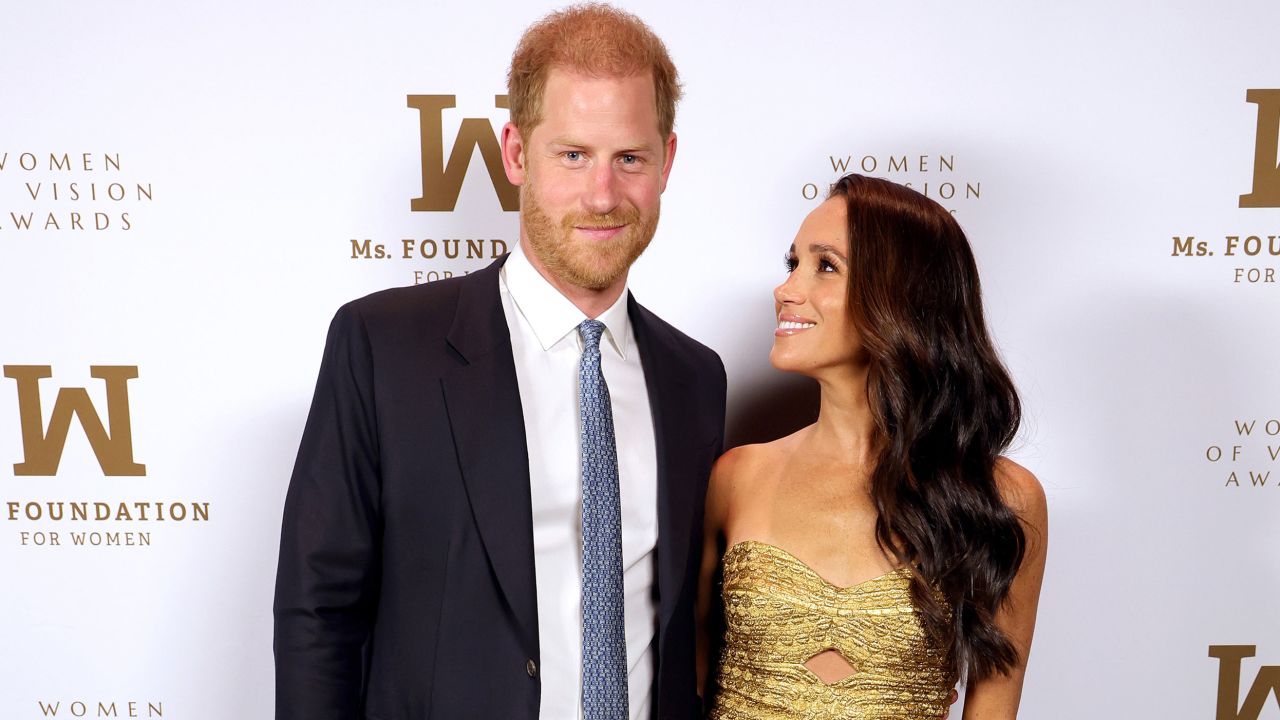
[499,243,659,720]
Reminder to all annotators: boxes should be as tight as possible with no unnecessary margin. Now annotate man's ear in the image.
[501,122,527,186]
[659,131,677,193]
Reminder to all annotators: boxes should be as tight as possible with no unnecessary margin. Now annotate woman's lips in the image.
[775,314,817,337]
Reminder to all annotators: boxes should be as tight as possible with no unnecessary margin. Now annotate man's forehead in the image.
[536,69,659,125]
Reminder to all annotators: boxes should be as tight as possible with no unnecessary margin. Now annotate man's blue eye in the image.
[566,151,582,161]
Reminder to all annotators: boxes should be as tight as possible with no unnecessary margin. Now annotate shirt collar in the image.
[502,243,632,358]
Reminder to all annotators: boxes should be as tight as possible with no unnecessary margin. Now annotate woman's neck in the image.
[808,366,878,467]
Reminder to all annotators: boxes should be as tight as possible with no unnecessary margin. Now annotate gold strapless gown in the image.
[710,540,955,720]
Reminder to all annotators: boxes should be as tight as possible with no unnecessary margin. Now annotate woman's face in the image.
[770,197,867,376]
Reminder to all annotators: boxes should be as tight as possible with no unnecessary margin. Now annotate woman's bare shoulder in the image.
[994,457,1048,530]
[708,429,809,520]
[714,429,807,482]
[708,443,764,497]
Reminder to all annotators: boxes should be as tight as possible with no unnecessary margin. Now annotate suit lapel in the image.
[440,257,539,655]
[439,270,707,660]
[629,296,703,632]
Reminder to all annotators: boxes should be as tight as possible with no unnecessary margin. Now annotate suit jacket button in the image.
[526,659,538,678]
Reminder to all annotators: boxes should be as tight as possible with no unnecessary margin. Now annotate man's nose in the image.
[584,163,620,215]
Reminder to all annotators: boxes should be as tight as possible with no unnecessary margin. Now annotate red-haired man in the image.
[274,5,724,719]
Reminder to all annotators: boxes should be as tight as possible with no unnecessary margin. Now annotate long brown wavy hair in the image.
[828,174,1025,682]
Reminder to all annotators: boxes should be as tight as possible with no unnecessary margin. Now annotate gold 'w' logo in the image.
[4,365,145,476]
[1210,645,1280,720]
[407,94,519,212]
[1240,89,1280,208]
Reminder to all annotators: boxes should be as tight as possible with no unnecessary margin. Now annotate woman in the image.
[697,174,1047,719]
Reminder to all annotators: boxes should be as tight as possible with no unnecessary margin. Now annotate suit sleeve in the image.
[712,353,727,454]
[273,303,382,719]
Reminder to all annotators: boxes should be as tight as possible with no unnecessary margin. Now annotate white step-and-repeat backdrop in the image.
[2,1,1278,718]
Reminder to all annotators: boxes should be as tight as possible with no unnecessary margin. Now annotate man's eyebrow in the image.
[545,138,656,153]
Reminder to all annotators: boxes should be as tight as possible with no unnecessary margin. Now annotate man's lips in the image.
[573,224,627,241]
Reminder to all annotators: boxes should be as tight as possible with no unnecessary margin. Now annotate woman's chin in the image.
[769,348,812,376]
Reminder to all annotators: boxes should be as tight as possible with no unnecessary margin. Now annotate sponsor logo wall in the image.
[1,2,1276,718]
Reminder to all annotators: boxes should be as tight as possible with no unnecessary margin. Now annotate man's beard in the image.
[520,182,660,292]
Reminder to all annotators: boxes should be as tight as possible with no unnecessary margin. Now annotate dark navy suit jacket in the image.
[273,255,726,719]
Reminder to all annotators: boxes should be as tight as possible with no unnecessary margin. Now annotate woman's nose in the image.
[774,275,803,305]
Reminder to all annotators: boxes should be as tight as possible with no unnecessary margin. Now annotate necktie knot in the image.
[579,319,606,353]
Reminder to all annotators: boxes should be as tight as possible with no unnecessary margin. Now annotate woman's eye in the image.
[783,255,798,273]
[819,259,836,272]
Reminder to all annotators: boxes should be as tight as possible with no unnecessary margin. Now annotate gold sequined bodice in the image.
[710,541,955,720]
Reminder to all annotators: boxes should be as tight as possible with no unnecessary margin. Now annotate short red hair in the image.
[508,3,682,138]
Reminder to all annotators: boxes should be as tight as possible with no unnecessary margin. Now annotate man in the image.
[273,5,725,719]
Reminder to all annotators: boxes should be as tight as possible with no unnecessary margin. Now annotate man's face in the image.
[502,68,676,293]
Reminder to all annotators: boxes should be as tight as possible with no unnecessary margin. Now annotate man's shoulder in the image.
[629,298,723,374]
[334,267,492,337]
[342,275,458,321]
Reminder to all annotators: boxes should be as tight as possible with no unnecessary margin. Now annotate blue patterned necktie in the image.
[578,319,629,720]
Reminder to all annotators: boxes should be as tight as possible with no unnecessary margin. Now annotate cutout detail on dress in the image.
[803,648,858,684]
